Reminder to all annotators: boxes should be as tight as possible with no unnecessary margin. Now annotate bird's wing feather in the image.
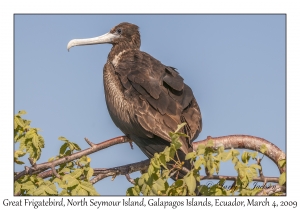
[115,50,202,154]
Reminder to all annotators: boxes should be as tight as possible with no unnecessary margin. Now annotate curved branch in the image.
[15,135,285,182]
[193,135,285,173]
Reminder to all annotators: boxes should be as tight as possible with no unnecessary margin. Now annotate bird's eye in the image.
[117,28,122,34]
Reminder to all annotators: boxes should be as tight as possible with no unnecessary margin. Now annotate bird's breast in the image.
[103,62,136,135]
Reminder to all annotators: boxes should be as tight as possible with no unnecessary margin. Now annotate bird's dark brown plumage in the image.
[67,22,202,179]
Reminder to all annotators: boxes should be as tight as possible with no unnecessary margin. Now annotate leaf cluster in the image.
[14,110,44,164]
[50,154,99,196]
[14,111,98,195]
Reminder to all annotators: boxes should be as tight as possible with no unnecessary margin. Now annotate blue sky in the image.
[14,15,285,195]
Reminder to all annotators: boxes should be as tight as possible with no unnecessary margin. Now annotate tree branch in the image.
[37,158,279,186]
[15,135,285,182]
[14,136,131,181]
[91,159,150,184]
[193,135,285,173]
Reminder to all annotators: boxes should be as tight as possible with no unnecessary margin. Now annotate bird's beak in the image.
[67,32,118,51]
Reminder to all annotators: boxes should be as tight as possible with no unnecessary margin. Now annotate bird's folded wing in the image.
[115,50,202,153]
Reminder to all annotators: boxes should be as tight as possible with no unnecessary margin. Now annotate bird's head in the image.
[67,22,141,51]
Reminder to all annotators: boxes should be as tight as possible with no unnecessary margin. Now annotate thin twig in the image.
[125,174,135,185]
[84,137,96,147]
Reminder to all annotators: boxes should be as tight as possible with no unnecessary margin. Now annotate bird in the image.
[67,22,202,179]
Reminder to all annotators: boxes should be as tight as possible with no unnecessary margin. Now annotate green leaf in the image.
[206,154,215,175]
[184,173,196,194]
[20,175,30,183]
[77,188,88,195]
[176,132,189,137]
[138,177,145,186]
[171,139,182,150]
[241,151,249,163]
[38,136,44,148]
[80,181,99,195]
[199,185,208,195]
[250,151,258,159]
[68,143,75,151]
[214,188,223,195]
[18,110,27,115]
[14,159,25,165]
[250,164,261,170]
[15,116,25,129]
[159,154,167,168]
[59,167,71,174]
[185,152,196,160]
[173,179,183,188]
[70,169,83,179]
[152,178,166,194]
[232,149,240,156]
[14,182,21,194]
[175,123,186,133]
[194,157,204,170]
[58,136,68,141]
[59,143,69,155]
[32,134,39,149]
[63,175,79,188]
[86,167,94,180]
[65,150,71,156]
[33,186,45,195]
[67,178,79,188]
[80,181,94,191]
[141,183,150,195]
[71,185,81,195]
[14,150,26,158]
[150,159,160,169]
[162,147,170,161]
[44,185,57,195]
[196,144,205,155]
[279,172,286,186]
[73,143,82,151]
[127,187,139,196]
[260,144,267,154]
[21,181,35,190]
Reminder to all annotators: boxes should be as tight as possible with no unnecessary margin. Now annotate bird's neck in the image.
[108,42,139,61]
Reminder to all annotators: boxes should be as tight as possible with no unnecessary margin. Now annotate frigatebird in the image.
[67,22,202,179]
